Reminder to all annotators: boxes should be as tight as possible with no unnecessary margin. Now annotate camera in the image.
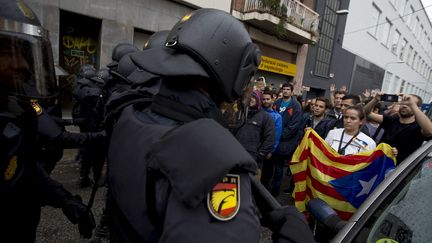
[381,94,399,102]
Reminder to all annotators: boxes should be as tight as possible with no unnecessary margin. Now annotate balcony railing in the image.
[242,0,319,33]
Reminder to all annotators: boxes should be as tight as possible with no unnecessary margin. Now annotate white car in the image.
[330,140,432,243]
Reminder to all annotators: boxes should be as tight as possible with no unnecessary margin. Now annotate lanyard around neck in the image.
[338,129,360,154]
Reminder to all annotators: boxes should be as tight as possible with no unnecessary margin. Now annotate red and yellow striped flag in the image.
[289,130,396,220]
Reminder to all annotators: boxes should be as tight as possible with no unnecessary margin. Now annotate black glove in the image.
[263,206,315,243]
[62,195,96,238]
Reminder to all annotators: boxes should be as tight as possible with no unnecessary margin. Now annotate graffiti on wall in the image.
[61,35,98,72]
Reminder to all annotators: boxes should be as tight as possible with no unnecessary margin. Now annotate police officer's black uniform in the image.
[0,1,95,241]
[72,65,107,186]
[107,9,314,243]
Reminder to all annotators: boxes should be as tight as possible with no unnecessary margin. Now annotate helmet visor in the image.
[0,31,57,99]
[220,83,255,131]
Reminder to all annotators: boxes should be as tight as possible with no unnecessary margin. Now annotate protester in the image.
[305,97,335,138]
[329,94,370,135]
[262,83,303,196]
[262,90,282,153]
[364,93,432,163]
[325,106,377,155]
[236,90,275,172]
[364,99,384,143]
[327,84,346,120]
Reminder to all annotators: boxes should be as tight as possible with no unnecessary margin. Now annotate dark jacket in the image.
[325,108,342,120]
[272,97,303,156]
[304,115,335,139]
[236,108,275,164]
[108,85,260,243]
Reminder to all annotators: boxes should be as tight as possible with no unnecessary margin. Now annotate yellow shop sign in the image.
[258,56,296,76]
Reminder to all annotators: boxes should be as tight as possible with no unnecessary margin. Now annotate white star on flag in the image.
[356,174,378,197]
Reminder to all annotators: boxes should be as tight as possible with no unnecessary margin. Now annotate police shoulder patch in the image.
[4,155,18,181]
[207,174,240,221]
[31,100,43,116]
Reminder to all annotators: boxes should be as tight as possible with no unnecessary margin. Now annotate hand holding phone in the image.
[380,94,399,102]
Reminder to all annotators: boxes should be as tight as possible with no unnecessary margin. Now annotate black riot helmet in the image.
[90,68,109,85]
[107,43,139,70]
[115,31,169,84]
[0,0,58,101]
[165,8,261,103]
[144,30,169,50]
[77,64,96,79]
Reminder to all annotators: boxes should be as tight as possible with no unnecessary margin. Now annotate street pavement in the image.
[36,149,294,243]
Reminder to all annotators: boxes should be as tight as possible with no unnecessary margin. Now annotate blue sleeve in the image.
[273,113,282,152]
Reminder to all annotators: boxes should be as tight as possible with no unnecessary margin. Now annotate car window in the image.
[352,157,432,243]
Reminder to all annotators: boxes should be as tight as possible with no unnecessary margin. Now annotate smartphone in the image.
[381,94,399,102]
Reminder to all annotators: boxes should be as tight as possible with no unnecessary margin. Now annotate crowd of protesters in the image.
[236,76,432,197]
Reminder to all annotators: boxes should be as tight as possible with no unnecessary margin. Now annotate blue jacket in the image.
[273,97,303,156]
[263,107,282,153]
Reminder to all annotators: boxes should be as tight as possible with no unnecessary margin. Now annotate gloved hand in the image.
[62,195,96,238]
[262,206,315,243]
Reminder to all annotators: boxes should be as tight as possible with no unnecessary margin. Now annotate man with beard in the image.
[364,93,432,163]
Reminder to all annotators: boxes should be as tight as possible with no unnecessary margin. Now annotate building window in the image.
[399,38,407,60]
[421,60,425,75]
[405,45,413,62]
[381,18,392,46]
[399,80,406,93]
[313,0,340,77]
[369,4,381,37]
[393,76,400,93]
[405,5,413,24]
[417,24,423,39]
[411,51,417,67]
[416,56,421,71]
[413,17,420,35]
[422,31,427,47]
[383,71,393,92]
[391,29,401,54]
[398,0,407,16]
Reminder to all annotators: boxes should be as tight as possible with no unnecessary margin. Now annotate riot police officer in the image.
[107,9,314,243]
[72,64,107,187]
[0,1,94,241]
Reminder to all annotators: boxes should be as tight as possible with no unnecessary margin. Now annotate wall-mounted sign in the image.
[258,55,296,76]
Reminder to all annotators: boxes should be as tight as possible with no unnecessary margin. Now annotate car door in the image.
[333,140,432,243]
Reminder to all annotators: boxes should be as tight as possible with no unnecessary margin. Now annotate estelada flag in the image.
[289,130,396,220]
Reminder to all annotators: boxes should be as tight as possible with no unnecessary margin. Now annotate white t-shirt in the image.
[325,128,377,155]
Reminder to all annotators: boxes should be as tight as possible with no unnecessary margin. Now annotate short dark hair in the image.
[409,94,423,106]
[345,105,365,120]
[315,97,330,109]
[342,94,361,105]
[281,83,293,91]
[262,90,272,97]
[334,90,347,96]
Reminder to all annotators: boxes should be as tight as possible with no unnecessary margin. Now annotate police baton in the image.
[248,173,281,213]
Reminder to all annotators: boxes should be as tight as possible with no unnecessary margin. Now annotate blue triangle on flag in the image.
[329,155,395,208]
